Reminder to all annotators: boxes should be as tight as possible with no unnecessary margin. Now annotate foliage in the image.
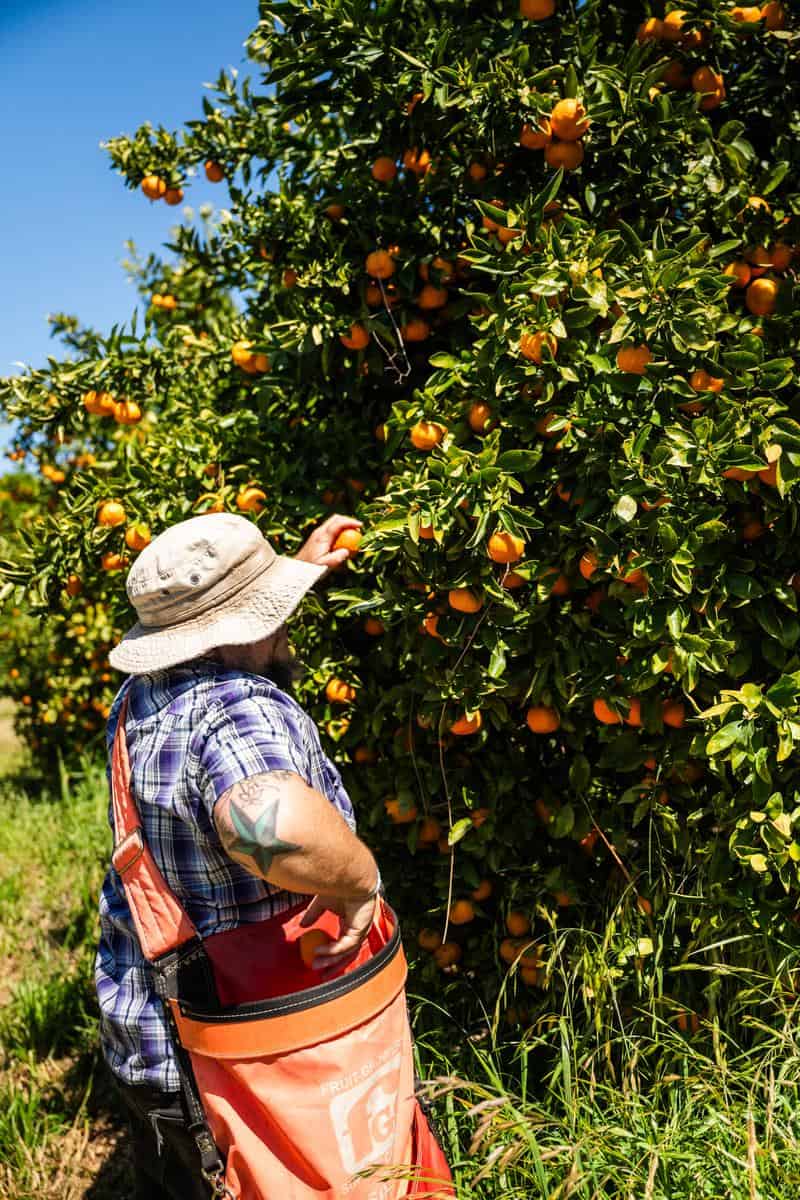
[1,0,800,1024]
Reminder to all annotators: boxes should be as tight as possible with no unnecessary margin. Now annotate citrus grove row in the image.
[1,0,799,1023]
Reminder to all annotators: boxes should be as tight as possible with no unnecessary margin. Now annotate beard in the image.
[262,651,304,694]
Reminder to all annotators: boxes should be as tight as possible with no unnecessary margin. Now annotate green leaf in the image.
[448,818,472,846]
[706,721,747,755]
[614,495,637,523]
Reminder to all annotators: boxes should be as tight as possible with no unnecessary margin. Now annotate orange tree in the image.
[1,0,799,1025]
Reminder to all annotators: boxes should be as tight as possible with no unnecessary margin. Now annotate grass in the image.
[3,751,800,1198]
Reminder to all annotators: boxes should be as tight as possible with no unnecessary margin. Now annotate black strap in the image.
[163,1002,226,1186]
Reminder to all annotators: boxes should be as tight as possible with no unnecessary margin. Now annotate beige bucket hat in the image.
[108,513,327,675]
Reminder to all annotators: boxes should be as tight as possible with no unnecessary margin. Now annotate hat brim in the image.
[108,553,328,675]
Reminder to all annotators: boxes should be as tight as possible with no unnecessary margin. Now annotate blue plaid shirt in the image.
[95,660,356,1091]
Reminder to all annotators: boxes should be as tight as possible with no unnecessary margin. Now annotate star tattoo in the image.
[227,792,300,876]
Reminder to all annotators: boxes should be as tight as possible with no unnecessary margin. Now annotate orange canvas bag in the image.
[109,696,454,1199]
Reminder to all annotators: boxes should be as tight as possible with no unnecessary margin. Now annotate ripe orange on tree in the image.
[594,697,623,725]
[448,588,482,613]
[371,156,397,182]
[204,160,225,182]
[450,712,482,736]
[339,323,370,351]
[471,879,492,902]
[417,817,441,844]
[236,486,267,512]
[449,899,475,925]
[417,284,448,310]
[579,549,599,579]
[761,2,785,29]
[636,17,663,41]
[662,699,686,728]
[141,174,167,200]
[467,401,493,433]
[506,911,531,937]
[520,330,558,364]
[410,420,446,450]
[115,399,143,424]
[730,5,763,21]
[65,574,83,597]
[326,678,356,704]
[164,186,184,206]
[691,66,725,110]
[550,99,590,141]
[401,318,430,342]
[518,0,555,17]
[745,277,779,316]
[544,141,584,171]
[125,523,151,552]
[520,118,552,150]
[487,531,525,563]
[501,570,526,589]
[690,369,724,393]
[724,261,752,288]
[101,551,129,572]
[365,249,395,279]
[402,147,431,175]
[384,796,418,823]
[434,942,462,969]
[363,617,385,636]
[417,927,443,952]
[97,500,126,527]
[616,345,652,374]
[526,706,560,734]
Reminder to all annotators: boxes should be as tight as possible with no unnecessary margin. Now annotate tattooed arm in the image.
[214,771,380,966]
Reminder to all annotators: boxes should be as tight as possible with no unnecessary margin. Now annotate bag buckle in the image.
[112,828,144,875]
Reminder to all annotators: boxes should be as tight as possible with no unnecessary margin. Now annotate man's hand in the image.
[299,892,378,970]
[294,514,363,573]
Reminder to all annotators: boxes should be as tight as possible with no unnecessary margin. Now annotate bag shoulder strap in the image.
[110,693,198,961]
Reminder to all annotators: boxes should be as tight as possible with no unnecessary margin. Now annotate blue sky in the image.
[0,0,259,451]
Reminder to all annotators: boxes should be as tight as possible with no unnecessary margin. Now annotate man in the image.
[97,510,382,1199]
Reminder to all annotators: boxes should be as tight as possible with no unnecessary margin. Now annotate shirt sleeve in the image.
[196,695,309,816]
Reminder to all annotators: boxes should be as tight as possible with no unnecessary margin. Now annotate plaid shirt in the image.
[95,660,356,1091]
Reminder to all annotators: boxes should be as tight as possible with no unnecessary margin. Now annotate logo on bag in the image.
[329,1053,402,1175]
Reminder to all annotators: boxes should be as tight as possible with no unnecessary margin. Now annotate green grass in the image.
[0,700,23,777]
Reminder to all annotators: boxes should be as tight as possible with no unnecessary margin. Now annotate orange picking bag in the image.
[109,696,454,1199]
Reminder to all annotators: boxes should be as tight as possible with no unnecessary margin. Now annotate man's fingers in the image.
[312,926,369,967]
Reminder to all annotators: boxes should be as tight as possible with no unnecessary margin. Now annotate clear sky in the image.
[0,0,259,451]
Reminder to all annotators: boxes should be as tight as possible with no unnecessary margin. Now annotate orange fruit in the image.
[124,523,151,552]
[204,161,225,183]
[299,928,333,967]
[417,283,448,311]
[722,466,756,481]
[520,330,558,364]
[553,891,572,908]
[115,400,143,424]
[506,911,531,937]
[449,899,475,925]
[418,523,436,540]
[470,808,491,828]
[101,552,128,572]
[519,0,555,15]
[467,401,493,433]
[758,460,778,487]
[471,879,493,902]
[661,9,687,40]
[326,678,356,705]
[520,118,552,149]
[364,617,385,636]
[236,486,267,512]
[96,500,126,527]
[402,147,432,175]
[544,569,571,596]
[282,269,298,288]
[661,59,690,89]
[526,706,560,734]
[769,242,793,271]
[324,202,345,220]
[549,99,590,142]
[488,531,525,563]
[544,140,584,170]
[164,186,184,205]
[385,796,419,823]
[450,712,482,736]
[501,570,526,589]
[371,156,397,182]
[467,160,487,180]
[662,700,686,728]
[448,588,482,613]
[691,66,725,110]
[410,420,446,450]
[339,323,370,351]
[724,261,752,287]
[401,318,431,342]
[353,746,377,765]
[636,16,664,40]
[418,927,443,952]
[141,174,166,200]
[624,698,643,727]
[579,549,599,579]
[745,277,779,315]
[434,942,462,969]
[761,2,786,28]
[65,574,83,597]
[730,4,763,20]
[418,817,442,844]
[689,369,724,393]
[616,344,652,374]
[421,612,442,639]
[594,697,623,725]
[365,249,395,279]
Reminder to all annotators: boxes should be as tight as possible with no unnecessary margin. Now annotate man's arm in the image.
[213,770,378,904]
